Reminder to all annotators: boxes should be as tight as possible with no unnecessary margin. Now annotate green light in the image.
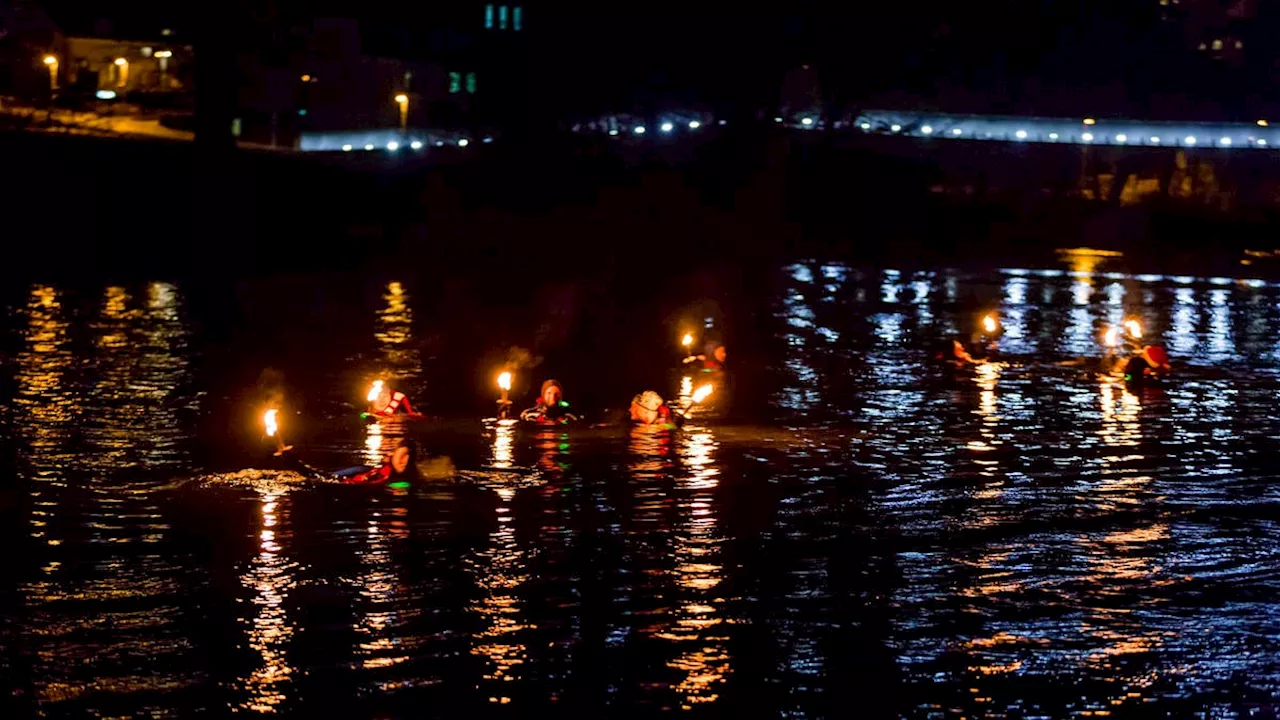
[558,442,570,451]
[388,481,411,489]
[558,401,569,408]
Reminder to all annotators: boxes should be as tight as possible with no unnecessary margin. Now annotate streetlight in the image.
[42,54,58,92]
[113,57,128,89]
[394,93,409,133]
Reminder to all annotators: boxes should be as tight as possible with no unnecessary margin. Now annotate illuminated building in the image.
[64,37,191,95]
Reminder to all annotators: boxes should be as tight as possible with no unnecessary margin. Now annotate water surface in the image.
[3,263,1280,717]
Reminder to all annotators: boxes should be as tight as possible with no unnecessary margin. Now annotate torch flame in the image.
[497,371,512,391]
[682,333,694,348]
[263,409,278,437]
[367,379,384,403]
[692,384,714,404]
[1125,319,1142,339]
[982,314,998,334]
[1104,327,1120,348]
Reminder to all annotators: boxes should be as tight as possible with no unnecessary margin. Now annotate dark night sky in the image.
[33,0,1280,118]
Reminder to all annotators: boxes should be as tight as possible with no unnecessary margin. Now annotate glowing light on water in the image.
[365,422,383,466]
[239,491,298,712]
[491,418,516,468]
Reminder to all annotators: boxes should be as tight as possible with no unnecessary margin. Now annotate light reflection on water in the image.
[239,489,298,713]
[5,267,1280,716]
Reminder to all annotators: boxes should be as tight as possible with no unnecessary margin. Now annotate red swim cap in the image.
[1144,346,1169,366]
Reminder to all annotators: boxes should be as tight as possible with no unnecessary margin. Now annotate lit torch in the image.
[675,384,715,419]
[263,409,290,455]
[681,332,695,361]
[367,379,384,403]
[1104,326,1120,348]
[497,371,513,419]
[1124,319,1142,340]
[692,384,714,404]
[982,314,998,334]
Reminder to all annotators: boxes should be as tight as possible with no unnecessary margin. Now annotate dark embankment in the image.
[3,126,1279,283]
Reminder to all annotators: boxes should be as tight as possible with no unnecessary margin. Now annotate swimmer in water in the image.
[520,379,579,424]
[365,379,422,419]
[937,338,976,366]
[684,342,728,371]
[343,439,420,484]
[629,390,683,428]
[1118,344,1170,386]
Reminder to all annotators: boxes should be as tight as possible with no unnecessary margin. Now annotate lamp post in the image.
[394,93,409,133]
[113,57,128,89]
[155,50,172,89]
[42,54,58,92]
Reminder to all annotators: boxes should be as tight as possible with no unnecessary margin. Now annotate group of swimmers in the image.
[306,340,729,484]
[939,315,1172,386]
[364,341,729,428]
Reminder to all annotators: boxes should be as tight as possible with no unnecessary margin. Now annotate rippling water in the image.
[3,262,1280,717]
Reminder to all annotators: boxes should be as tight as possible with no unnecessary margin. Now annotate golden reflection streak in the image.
[658,426,729,709]
[16,286,75,470]
[1097,378,1144,471]
[88,283,193,469]
[965,362,1003,463]
[491,419,517,469]
[462,418,535,703]
[1079,374,1169,686]
[354,499,412,671]
[239,490,299,713]
[373,281,421,411]
[364,422,386,467]
[468,475,531,701]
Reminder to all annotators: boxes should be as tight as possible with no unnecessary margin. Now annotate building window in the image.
[499,5,509,30]
[465,72,477,94]
[514,6,523,31]
[449,72,461,93]
[484,4,494,29]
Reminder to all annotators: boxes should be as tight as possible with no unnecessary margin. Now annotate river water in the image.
[2,261,1279,718]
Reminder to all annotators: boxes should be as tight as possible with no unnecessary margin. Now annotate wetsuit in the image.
[370,388,416,417]
[1120,355,1157,385]
[633,404,683,430]
[520,399,579,425]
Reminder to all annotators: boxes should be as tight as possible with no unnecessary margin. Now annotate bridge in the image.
[849,110,1276,149]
